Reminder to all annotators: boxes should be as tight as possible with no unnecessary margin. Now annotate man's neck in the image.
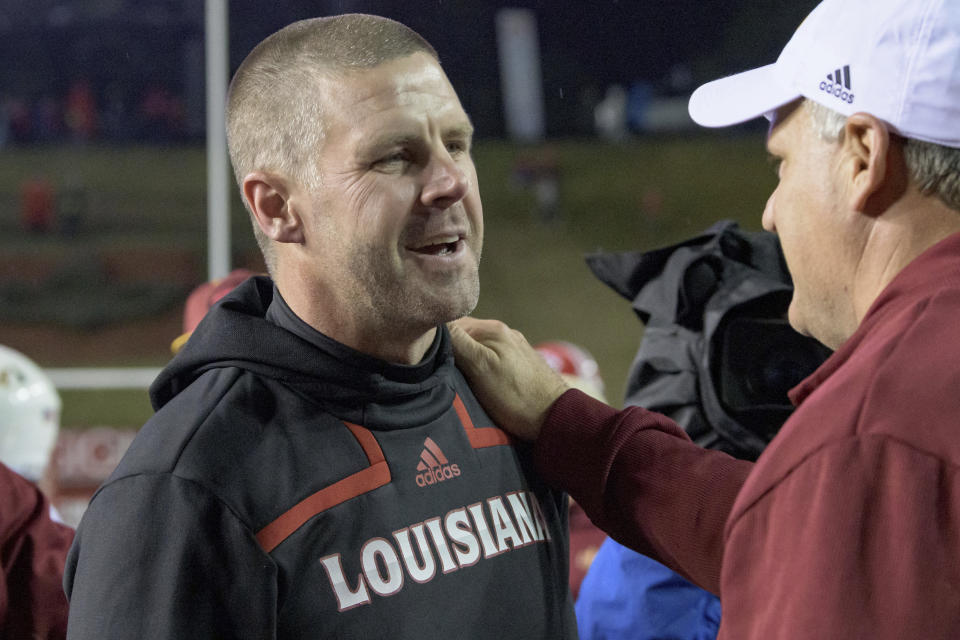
[274,276,437,365]
[351,327,438,365]
[853,194,960,323]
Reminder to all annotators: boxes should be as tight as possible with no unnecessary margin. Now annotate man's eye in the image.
[446,140,468,155]
[376,152,408,167]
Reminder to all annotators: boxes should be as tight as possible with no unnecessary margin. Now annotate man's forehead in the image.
[320,57,471,143]
[326,54,459,108]
[381,57,452,100]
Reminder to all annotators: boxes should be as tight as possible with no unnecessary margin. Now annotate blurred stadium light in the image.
[206,0,231,281]
[495,8,545,142]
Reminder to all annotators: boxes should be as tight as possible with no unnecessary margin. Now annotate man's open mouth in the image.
[409,236,462,256]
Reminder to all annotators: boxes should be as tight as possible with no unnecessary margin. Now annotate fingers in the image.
[448,320,490,377]
[448,316,570,441]
[450,318,530,358]
[450,317,513,344]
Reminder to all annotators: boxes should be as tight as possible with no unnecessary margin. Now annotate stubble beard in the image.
[348,244,481,339]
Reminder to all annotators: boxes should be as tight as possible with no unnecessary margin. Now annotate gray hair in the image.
[226,14,439,273]
[806,100,960,212]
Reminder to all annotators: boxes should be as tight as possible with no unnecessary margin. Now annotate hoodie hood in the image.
[150,276,455,429]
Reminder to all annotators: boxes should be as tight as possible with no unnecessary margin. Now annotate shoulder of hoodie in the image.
[94,366,366,523]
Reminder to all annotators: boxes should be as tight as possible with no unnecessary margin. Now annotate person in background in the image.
[534,341,606,404]
[450,0,960,637]
[0,345,73,639]
[64,14,576,638]
[169,268,257,354]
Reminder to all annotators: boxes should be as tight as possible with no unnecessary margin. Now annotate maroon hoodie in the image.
[1,462,73,639]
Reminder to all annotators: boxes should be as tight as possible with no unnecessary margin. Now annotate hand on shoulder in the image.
[448,317,570,440]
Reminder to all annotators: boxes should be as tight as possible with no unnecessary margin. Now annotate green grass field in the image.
[0,134,776,426]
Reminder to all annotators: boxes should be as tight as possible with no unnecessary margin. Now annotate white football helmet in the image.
[0,345,61,482]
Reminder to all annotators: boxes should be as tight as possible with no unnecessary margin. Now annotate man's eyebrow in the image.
[364,124,474,153]
[443,123,474,140]
[366,133,418,151]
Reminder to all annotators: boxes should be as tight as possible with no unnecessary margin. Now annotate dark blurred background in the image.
[0,0,814,144]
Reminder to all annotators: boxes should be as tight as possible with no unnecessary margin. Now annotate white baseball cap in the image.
[688,0,960,148]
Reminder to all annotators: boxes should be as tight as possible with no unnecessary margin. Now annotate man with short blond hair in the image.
[452,0,960,637]
[65,14,576,638]
[225,15,440,272]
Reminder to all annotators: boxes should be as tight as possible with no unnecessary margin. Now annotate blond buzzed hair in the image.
[226,14,439,272]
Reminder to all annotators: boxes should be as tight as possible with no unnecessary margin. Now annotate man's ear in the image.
[242,171,305,243]
[841,113,903,214]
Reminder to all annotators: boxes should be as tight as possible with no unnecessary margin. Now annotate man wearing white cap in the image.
[450,0,960,637]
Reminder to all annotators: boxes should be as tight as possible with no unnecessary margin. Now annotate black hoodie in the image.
[64,277,575,639]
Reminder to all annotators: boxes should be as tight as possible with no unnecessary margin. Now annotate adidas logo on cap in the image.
[818,64,854,104]
[415,437,461,487]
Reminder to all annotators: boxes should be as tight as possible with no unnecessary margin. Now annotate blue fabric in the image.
[576,538,721,640]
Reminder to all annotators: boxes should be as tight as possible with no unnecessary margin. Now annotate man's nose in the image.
[761,191,777,233]
[421,152,468,209]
